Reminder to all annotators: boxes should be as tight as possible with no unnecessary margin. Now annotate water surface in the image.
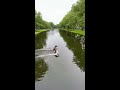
[35,29,85,90]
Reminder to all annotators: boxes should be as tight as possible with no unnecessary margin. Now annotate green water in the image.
[35,29,85,90]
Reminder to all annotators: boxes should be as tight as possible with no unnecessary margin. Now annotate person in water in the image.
[53,45,58,53]
[53,45,59,57]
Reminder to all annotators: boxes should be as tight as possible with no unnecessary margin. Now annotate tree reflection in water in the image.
[59,30,85,72]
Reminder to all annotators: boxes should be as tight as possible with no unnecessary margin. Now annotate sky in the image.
[35,0,78,25]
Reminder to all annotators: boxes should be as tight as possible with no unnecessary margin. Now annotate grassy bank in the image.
[70,30,85,36]
[60,29,85,36]
[35,29,49,35]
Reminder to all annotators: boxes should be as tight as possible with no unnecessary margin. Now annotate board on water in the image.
[35,49,59,58]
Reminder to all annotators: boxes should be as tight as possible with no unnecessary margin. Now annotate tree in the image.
[49,22,54,29]
[59,0,85,30]
[35,10,54,29]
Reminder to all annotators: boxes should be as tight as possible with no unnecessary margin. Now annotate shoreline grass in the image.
[60,29,85,36]
[35,29,49,35]
[70,30,85,36]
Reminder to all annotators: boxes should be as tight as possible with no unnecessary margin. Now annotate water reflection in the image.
[80,36,85,50]
[35,58,48,81]
[59,30,85,72]
[35,30,85,90]
[35,32,48,81]
[35,32,47,49]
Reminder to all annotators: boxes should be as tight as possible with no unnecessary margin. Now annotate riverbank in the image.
[35,29,49,35]
[70,30,85,36]
[60,29,85,36]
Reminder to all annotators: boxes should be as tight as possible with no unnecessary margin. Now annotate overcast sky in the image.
[35,0,78,25]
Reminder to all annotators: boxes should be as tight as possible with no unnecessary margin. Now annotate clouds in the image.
[35,0,78,25]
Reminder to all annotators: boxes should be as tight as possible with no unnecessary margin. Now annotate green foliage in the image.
[54,24,60,28]
[59,0,85,30]
[35,10,55,29]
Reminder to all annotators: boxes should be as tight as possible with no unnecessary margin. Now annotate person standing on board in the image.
[53,45,58,53]
[53,45,59,57]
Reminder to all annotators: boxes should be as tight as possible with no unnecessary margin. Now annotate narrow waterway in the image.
[35,29,85,90]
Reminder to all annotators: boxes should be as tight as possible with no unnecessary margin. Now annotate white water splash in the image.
[35,49,59,58]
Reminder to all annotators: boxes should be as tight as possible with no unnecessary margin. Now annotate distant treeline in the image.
[35,10,55,30]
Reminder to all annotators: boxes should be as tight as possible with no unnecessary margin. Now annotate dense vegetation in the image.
[35,0,85,35]
[35,10,55,30]
[59,0,85,30]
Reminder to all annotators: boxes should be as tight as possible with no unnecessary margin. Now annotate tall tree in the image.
[59,0,85,30]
